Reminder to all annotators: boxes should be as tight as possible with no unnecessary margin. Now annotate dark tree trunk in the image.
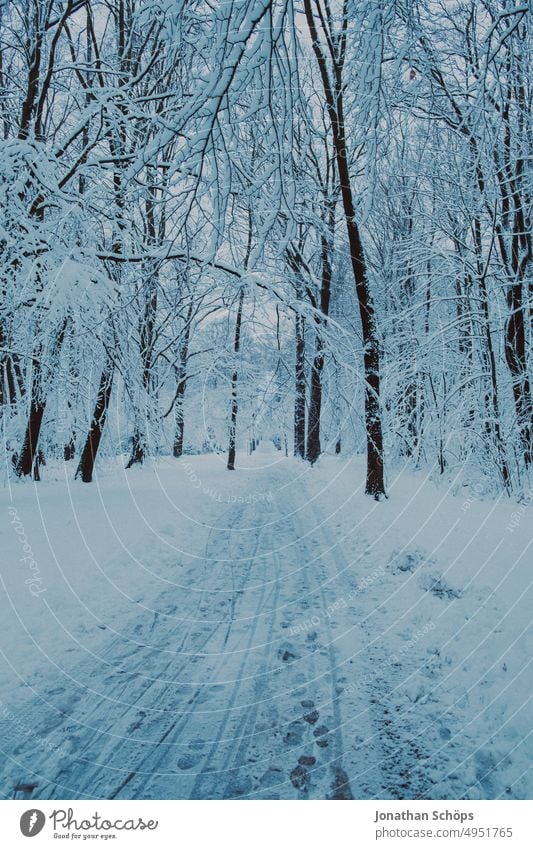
[336,146,384,496]
[505,285,532,467]
[15,319,68,477]
[173,298,193,458]
[492,76,532,468]
[227,288,245,471]
[0,324,23,405]
[75,364,114,483]
[173,386,186,458]
[15,376,46,478]
[12,1,56,475]
[172,371,188,459]
[63,438,75,461]
[307,199,334,465]
[306,340,323,465]
[303,0,385,497]
[294,312,306,458]
[125,432,144,469]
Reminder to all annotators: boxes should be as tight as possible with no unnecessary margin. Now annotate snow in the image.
[0,444,531,799]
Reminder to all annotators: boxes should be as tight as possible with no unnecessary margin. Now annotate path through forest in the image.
[1,445,530,799]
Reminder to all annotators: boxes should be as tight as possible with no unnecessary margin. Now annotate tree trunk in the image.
[126,431,144,469]
[505,284,532,467]
[173,383,186,459]
[127,274,157,467]
[306,339,323,464]
[303,0,385,497]
[399,381,417,458]
[75,364,114,483]
[227,288,245,471]
[127,182,159,468]
[15,319,68,477]
[336,140,384,496]
[63,438,75,461]
[0,321,24,405]
[306,197,334,465]
[173,298,193,458]
[294,312,306,458]
[472,213,511,490]
[15,369,46,478]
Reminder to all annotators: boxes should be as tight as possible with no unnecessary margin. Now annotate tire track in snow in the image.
[107,495,279,799]
[1,500,260,799]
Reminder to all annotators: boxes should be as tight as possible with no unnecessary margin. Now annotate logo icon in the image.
[20,810,46,837]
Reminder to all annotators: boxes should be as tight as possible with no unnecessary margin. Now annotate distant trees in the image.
[403,0,532,484]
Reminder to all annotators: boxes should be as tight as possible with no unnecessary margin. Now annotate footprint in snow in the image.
[127,711,146,733]
[177,753,201,770]
[278,643,298,663]
[330,766,353,800]
[290,764,309,791]
[283,720,305,745]
[259,766,283,788]
[303,709,319,725]
[313,725,330,748]
[160,604,177,616]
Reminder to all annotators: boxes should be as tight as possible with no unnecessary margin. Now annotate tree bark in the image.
[15,319,68,477]
[173,379,187,459]
[75,363,114,483]
[307,197,334,465]
[127,180,159,467]
[15,369,46,478]
[306,340,323,464]
[227,288,245,471]
[472,211,511,491]
[303,0,385,497]
[173,298,194,458]
[294,312,306,458]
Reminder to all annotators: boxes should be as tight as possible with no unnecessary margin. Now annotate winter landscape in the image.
[0,0,532,802]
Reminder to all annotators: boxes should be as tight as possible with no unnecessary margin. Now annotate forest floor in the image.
[0,444,531,800]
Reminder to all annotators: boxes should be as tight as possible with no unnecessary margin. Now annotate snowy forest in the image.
[0,0,532,804]
[0,0,530,491]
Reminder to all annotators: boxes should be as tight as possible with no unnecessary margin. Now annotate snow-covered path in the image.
[1,446,531,799]
[1,454,373,799]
